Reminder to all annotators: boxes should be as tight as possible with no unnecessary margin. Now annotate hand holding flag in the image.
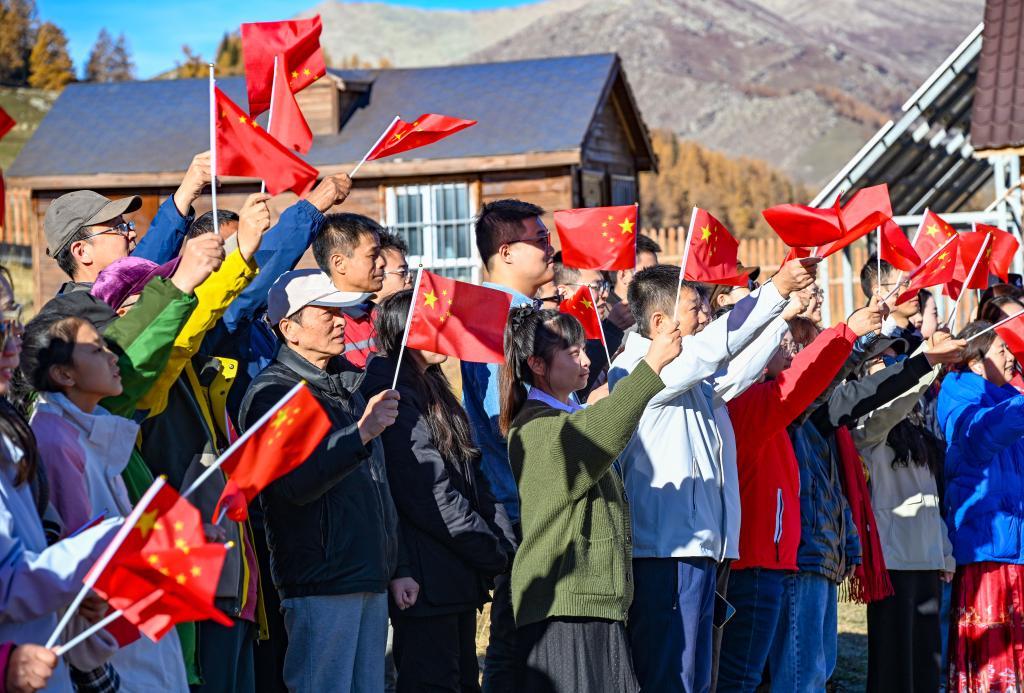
[554,205,638,271]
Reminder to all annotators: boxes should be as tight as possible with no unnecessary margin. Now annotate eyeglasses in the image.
[532,295,563,310]
[383,268,413,282]
[80,221,136,243]
[571,280,611,296]
[779,339,803,357]
[509,233,552,249]
[0,305,24,352]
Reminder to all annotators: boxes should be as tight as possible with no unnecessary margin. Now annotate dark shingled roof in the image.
[971,0,1024,151]
[9,53,621,179]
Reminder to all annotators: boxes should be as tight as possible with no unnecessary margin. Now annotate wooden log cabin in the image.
[5,53,655,306]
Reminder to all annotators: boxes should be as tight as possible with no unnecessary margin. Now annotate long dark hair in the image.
[374,290,479,465]
[498,306,585,435]
[19,313,86,394]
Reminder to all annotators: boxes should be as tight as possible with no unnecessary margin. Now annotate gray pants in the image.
[281,592,389,693]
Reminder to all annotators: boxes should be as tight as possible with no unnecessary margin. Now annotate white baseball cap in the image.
[267,269,369,325]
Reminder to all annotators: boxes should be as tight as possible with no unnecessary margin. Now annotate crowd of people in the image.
[0,152,1023,693]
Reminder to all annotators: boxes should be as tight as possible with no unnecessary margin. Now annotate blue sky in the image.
[38,0,535,79]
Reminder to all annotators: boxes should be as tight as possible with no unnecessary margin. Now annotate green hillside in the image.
[0,87,56,169]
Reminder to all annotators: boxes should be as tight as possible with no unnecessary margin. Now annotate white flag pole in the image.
[966,309,1024,342]
[391,267,425,391]
[945,231,991,333]
[672,207,698,320]
[181,381,306,501]
[350,116,400,178]
[53,609,125,657]
[589,285,612,366]
[208,64,219,238]
[44,478,167,648]
[260,56,279,195]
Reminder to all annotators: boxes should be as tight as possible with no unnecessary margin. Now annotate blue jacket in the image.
[938,370,1024,565]
[133,195,194,264]
[461,282,534,524]
[200,200,325,418]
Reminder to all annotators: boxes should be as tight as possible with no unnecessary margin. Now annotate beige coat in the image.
[853,352,955,573]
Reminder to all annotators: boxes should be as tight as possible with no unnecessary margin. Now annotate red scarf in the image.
[835,426,893,603]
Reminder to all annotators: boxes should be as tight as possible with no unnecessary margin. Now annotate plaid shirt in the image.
[70,663,120,693]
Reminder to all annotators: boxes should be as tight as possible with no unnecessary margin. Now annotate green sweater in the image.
[507,360,665,628]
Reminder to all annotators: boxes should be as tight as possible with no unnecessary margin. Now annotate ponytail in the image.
[498,306,585,436]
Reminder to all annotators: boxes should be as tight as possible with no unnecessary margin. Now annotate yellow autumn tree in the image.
[28,21,74,90]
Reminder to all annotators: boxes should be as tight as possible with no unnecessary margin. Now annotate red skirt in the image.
[950,561,1024,692]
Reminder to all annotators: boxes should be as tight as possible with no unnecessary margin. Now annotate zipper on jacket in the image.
[774,488,784,563]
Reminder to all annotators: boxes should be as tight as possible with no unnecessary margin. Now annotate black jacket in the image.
[791,352,933,581]
[239,345,402,600]
[361,355,514,616]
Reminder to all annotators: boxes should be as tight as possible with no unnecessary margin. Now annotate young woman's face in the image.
[972,335,1016,387]
[411,348,447,369]
[0,275,21,397]
[65,322,122,399]
[765,330,797,379]
[538,341,590,396]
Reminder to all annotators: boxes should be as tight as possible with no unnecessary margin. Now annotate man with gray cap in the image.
[239,269,414,692]
[45,151,212,294]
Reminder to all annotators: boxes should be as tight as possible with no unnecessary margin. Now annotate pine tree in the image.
[28,21,73,90]
[174,45,206,79]
[0,0,37,85]
[214,32,243,76]
[84,28,114,82]
[107,33,134,81]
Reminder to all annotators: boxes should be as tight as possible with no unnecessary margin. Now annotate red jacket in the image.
[728,323,857,571]
[342,303,377,369]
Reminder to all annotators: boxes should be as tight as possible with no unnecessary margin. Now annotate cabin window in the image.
[385,182,480,283]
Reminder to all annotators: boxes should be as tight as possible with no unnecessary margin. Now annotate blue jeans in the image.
[281,592,388,692]
[717,568,787,692]
[768,572,837,693]
[629,557,717,693]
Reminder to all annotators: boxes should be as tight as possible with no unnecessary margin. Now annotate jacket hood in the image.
[33,391,139,477]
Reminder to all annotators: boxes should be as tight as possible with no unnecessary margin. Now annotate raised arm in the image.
[853,346,939,449]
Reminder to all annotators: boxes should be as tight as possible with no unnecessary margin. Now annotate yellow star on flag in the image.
[581,298,593,310]
[424,290,439,309]
[147,554,159,565]
[176,574,187,585]
[174,538,190,555]
[270,409,290,430]
[291,71,299,79]
[173,521,184,532]
[136,510,158,538]
[619,217,635,235]
[191,566,202,577]
[700,225,712,242]
[238,115,248,124]
[925,224,940,237]
[303,68,311,76]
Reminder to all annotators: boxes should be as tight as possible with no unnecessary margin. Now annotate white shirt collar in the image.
[527,386,583,413]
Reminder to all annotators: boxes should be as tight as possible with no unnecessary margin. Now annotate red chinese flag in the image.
[554,205,638,271]
[896,236,960,306]
[89,482,231,641]
[914,210,959,259]
[269,53,313,154]
[950,231,995,296]
[0,107,14,142]
[215,88,318,196]
[817,184,894,258]
[685,208,748,286]
[407,271,512,363]
[995,312,1024,364]
[214,383,333,522]
[974,223,1019,282]
[241,16,326,116]
[761,196,846,248]
[559,286,603,341]
[878,219,920,271]
[364,114,477,161]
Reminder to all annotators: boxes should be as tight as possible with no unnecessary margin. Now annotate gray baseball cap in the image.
[44,190,142,257]
[267,269,369,325]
